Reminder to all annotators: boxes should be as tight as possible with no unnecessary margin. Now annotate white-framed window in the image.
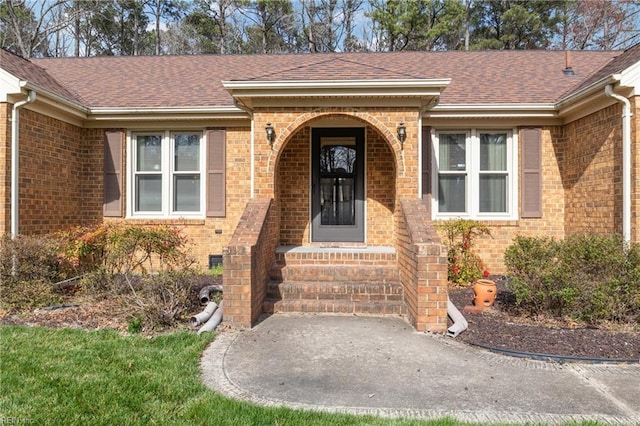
[432,129,518,220]
[128,131,205,218]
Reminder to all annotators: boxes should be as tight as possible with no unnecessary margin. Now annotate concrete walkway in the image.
[201,314,640,424]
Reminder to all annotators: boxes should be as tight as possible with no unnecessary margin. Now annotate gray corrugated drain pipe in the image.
[190,301,218,327]
[604,84,632,244]
[446,295,468,337]
[198,300,223,335]
[11,90,37,238]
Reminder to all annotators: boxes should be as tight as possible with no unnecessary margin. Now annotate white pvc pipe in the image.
[190,301,218,327]
[446,295,468,337]
[11,91,36,238]
[604,84,632,244]
[197,300,223,335]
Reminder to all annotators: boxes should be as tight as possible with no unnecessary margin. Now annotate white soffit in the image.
[425,103,558,119]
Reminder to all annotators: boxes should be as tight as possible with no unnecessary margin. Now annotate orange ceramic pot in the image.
[472,279,497,308]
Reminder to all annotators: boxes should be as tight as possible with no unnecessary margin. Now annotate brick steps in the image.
[264,246,406,317]
[270,264,400,282]
[263,298,406,315]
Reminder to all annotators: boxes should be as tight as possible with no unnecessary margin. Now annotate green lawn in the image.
[0,326,465,426]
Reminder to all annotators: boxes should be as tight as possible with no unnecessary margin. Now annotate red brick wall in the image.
[277,126,311,245]
[366,127,396,245]
[564,104,622,236]
[14,108,85,234]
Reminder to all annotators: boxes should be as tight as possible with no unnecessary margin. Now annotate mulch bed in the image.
[448,277,640,361]
[2,274,638,361]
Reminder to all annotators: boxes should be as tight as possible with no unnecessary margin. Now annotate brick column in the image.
[223,198,277,327]
[397,199,448,332]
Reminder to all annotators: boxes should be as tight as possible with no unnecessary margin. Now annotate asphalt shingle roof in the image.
[0,49,81,104]
[2,47,628,110]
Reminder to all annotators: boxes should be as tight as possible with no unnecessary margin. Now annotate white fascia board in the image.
[426,103,558,119]
[22,81,89,117]
[0,69,21,102]
[620,60,640,95]
[556,74,621,112]
[223,79,451,98]
[86,106,248,122]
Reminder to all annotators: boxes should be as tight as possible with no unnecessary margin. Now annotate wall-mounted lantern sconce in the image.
[397,122,406,149]
[265,123,275,145]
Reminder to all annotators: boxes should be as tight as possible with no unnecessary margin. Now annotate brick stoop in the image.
[263,246,406,316]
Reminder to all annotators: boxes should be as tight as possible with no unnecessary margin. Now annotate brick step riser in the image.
[270,265,400,282]
[267,281,403,301]
[263,299,407,316]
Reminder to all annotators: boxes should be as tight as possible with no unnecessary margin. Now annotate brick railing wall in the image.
[396,199,448,332]
[223,198,277,327]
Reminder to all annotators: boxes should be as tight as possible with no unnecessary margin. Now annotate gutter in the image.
[557,74,621,110]
[22,81,88,117]
[11,90,36,238]
[604,84,632,244]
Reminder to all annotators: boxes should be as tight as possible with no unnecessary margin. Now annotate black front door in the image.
[311,128,364,242]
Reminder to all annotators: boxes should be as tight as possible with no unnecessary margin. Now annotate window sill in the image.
[124,218,206,226]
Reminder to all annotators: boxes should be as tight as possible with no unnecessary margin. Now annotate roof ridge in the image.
[241,54,425,82]
[242,55,343,80]
[332,56,425,80]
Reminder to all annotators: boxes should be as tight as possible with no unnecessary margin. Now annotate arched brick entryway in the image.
[272,112,397,246]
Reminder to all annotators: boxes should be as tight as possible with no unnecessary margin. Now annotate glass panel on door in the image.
[319,138,356,226]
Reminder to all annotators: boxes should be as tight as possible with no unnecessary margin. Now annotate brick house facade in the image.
[2,46,639,332]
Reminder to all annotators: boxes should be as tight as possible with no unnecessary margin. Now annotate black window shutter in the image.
[103,130,123,217]
[521,128,542,218]
[207,129,226,217]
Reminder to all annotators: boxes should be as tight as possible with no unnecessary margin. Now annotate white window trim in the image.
[126,130,206,219]
[431,128,518,220]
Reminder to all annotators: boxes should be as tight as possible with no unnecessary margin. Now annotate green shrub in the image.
[0,279,63,311]
[58,223,194,276]
[126,269,203,330]
[504,236,566,315]
[0,235,65,311]
[505,234,640,324]
[560,234,640,323]
[436,219,491,285]
[0,234,61,283]
[1,225,201,323]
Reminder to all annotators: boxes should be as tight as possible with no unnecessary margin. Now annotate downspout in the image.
[233,100,255,196]
[11,90,36,239]
[604,85,632,243]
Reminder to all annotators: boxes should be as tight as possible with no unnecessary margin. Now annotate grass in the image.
[0,326,466,426]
